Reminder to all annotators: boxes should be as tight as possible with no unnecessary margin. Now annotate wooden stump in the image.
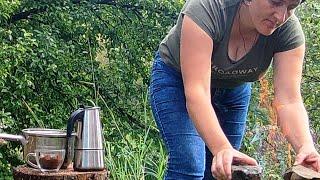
[13,165,108,180]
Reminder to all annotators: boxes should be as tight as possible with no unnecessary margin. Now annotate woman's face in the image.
[248,0,302,35]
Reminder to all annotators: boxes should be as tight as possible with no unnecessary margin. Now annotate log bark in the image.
[284,165,320,180]
[231,165,262,180]
[13,165,108,180]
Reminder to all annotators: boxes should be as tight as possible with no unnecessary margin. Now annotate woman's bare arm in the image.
[180,15,232,154]
[180,15,257,179]
[273,44,315,152]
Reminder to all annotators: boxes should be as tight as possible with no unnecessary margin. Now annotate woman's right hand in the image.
[211,148,258,180]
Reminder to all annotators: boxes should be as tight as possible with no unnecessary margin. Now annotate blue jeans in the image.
[149,52,252,180]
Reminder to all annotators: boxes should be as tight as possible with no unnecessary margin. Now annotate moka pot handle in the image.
[65,108,84,166]
[66,108,84,138]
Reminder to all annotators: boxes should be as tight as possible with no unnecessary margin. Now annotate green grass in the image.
[102,92,167,180]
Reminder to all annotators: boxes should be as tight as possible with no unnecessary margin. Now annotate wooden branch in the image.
[73,0,178,20]
[9,7,47,23]
[303,75,320,83]
[98,92,158,135]
[73,80,157,134]
[7,0,176,25]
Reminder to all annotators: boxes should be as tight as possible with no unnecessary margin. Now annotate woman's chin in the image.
[258,27,277,36]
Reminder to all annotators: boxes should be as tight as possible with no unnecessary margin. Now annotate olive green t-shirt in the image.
[158,0,305,88]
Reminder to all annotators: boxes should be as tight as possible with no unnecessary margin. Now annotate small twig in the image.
[21,99,45,128]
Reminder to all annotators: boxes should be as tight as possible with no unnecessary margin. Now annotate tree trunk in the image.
[13,165,108,180]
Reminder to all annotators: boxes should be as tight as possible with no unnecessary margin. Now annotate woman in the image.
[149,0,320,179]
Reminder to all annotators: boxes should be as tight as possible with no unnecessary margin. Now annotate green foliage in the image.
[0,0,20,24]
[104,95,166,179]
[299,0,320,132]
[0,0,180,178]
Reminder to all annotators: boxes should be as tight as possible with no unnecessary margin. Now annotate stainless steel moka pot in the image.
[66,106,105,171]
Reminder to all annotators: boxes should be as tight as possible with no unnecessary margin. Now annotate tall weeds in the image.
[102,92,166,180]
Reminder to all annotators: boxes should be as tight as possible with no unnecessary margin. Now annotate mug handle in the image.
[26,153,38,169]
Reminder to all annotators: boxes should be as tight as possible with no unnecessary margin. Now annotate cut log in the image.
[284,165,320,180]
[231,165,262,180]
[13,165,108,180]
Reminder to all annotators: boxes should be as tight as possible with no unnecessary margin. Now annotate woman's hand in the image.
[294,144,320,172]
[211,148,258,180]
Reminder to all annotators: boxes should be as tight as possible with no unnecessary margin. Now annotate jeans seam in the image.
[149,86,172,177]
[150,88,205,178]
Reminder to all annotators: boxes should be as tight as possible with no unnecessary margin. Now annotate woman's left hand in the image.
[294,144,320,172]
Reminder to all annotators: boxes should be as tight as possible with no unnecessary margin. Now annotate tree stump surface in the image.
[284,165,320,180]
[13,165,108,180]
[231,165,262,180]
